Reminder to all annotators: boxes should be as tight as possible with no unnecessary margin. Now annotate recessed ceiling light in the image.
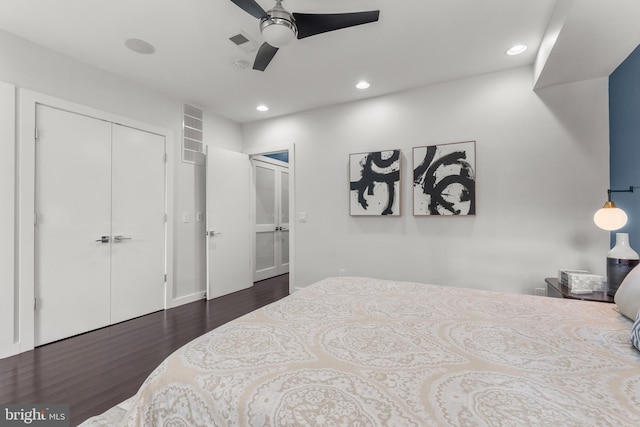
[356,81,370,90]
[125,38,156,55]
[256,104,269,112]
[506,45,527,56]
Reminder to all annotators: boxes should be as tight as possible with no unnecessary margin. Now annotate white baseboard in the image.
[0,342,21,360]
[172,291,205,308]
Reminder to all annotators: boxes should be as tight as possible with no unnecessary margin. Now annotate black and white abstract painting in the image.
[413,141,476,216]
[349,149,401,216]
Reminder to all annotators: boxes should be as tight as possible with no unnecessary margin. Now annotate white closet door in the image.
[35,107,167,345]
[110,124,166,324]
[206,146,252,299]
[35,105,112,345]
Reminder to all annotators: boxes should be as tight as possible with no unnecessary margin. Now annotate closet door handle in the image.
[95,235,110,243]
[113,235,132,242]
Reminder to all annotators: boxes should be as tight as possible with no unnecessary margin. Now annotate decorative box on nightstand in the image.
[544,278,614,303]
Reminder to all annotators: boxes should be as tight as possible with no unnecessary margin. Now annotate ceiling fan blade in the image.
[230,0,268,19]
[253,42,279,71]
[293,10,380,39]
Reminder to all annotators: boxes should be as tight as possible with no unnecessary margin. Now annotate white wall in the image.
[0,81,15,358]
[242,66,610,294]
[0,30,241,357]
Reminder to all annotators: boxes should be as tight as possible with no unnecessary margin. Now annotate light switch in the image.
[182,212,190,223]
[298,211,307,223]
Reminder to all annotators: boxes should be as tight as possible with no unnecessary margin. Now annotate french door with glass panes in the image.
[253,157,289,282]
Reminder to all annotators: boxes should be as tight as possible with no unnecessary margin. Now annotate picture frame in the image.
[413,141,476,216]
[349,149,401,216]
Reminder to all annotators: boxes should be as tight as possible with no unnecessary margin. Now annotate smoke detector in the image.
[232,58,251,70]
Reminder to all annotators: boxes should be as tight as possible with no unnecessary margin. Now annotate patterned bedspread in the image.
[118,277,640,426]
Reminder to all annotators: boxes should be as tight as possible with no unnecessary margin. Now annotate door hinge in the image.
[164,213,168,223]
[34,128,39,140]
[164,273,167,282]
[34,298,37,310]
[34,212,38,226]
[163,153,167,163]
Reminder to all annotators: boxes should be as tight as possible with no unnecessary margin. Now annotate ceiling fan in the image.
[230,0,380,71]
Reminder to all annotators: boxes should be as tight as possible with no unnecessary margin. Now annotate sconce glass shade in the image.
[594,201,628,231]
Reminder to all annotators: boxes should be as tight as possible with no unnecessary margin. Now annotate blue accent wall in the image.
[610,44,640,248]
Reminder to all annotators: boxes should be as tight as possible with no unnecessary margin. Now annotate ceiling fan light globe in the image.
[260,18,297,48]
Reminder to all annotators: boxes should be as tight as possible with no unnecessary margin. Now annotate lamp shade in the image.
[594,201,628,231]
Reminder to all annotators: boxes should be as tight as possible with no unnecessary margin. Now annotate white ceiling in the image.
[0,0,638,123]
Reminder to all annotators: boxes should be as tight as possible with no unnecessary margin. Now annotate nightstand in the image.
[544,278,614,303]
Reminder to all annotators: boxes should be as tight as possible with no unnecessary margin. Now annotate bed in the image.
[85,276,640,426]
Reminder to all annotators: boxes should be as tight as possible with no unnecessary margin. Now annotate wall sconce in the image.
[593,186,635,230]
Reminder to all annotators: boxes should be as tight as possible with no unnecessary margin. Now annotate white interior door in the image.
[254,161,277,281]
[110,124,166,324]
[206,146,252,299]
[35,105,112,345]
[254,158,289,281]
[279,169,290,273]
[35,106,167,345]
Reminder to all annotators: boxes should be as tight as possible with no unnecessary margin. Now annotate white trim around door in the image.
[17,89,175,356]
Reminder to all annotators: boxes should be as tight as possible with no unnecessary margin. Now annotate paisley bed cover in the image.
[117,277,640,426]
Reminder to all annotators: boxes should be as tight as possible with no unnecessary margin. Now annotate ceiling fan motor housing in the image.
[260,1,297,47]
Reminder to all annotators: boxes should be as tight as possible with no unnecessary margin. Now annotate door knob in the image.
[206,231,222,237]
[95,236,110,243]
[113,235,132,242]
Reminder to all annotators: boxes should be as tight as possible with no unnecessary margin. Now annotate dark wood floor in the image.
[0,274,289,426]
